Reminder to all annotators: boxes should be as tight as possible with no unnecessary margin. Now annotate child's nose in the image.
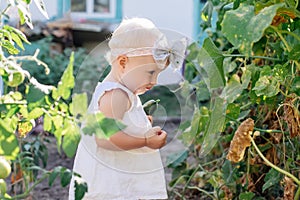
[150,76,157,85]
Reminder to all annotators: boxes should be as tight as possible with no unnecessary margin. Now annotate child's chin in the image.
[135,89,148,95]
[135,90,146,95]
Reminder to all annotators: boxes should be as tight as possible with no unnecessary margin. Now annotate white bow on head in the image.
[153,36,188,69]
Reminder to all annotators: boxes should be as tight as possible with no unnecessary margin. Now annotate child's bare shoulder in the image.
[98,89,131,119]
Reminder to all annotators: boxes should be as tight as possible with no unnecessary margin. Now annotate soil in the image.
[10,119,185,200]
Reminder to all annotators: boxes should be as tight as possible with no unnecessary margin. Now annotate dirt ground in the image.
[22,119,185,200]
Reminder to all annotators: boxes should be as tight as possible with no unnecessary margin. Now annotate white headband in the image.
[110,36,188,69]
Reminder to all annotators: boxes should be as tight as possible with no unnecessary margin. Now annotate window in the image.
[70,0,118,20]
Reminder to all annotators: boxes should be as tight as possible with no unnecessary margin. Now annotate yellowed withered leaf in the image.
[284,95,300,138]
[227,118,254,163]
[283,176,296,200]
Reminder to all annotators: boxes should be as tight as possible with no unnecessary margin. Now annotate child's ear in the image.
[117,55,128,71]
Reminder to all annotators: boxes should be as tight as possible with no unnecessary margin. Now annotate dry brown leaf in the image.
[265,147,279,165]
[221,185,233,200]
[283,96,300,138]
[283,176,296,200]
[227,118,254,163]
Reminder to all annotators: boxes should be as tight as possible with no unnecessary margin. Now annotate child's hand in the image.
[144,126,167,149]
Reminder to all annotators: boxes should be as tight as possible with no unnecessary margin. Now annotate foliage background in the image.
[167,0,300,199]
[1,0,300,199]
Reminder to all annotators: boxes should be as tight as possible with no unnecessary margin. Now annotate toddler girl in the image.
[69,17,187,200]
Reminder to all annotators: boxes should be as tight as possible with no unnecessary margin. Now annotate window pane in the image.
[71,0,87,12]
[94,0,110,13]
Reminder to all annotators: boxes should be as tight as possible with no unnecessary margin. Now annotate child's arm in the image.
[95,89,167,151]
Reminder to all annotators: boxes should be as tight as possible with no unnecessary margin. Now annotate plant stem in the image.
[173,190,186,200]
[183,164,202,193]
[223,54,280,61]
[0,4,11,24]
[295,187,300,200]
[250,137,300,185]
[187,186,216,199]
[240,102,252,110]
[253,127,285,133]
[280,30,300,42]
[11,172,50,200]
[270,26,292,52]
[10,49,50,74]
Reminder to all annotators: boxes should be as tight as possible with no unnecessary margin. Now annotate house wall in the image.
[28,0,194,39]
[123,0,194,39]
[30,1,58,21]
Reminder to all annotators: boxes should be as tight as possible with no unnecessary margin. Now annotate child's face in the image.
[120,55,165,95]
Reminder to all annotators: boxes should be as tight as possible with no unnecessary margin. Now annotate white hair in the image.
[106,18,163,64]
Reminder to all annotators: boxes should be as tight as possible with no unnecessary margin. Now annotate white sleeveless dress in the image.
[69,82,168,200]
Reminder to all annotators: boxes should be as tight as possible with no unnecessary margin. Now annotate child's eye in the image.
[148,71,155,75]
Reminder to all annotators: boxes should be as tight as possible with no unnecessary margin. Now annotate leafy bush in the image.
[168,0,300,199]
[19,37,106,101]
[0,1,119,199]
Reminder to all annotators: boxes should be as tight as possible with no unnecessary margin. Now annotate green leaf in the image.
[263,168,282,192]
[4,25,30,44]
[194,81,210,102]
[33,0,49,19]
[48,166,62,186]
[62,121,81,158]
[241,67,252,88]
[19,106,28,118]
[17,4,33,29]
[201,1,214,29]
[54,52,75,100]
[222,160,235,184]
[43,114,52,132]
[197,38,225,90]
[223,57,237,75]
[100,117,126,138]
[70,93,88,119]
[23,0,32,4]
[221,74,243,103]
[2,40,19,54]
[11,32,24,50]
[74,176,88,200]
[28,107,43,120]
[82,113,125,139]
[0,117,19,160]
[226,103,240,120]
[221,3,283,56]
[52,115,63,130]
[166,149,189,168]
[199,97,226,157]
[6,105,20,118]
[291,77,300,96]
[6,71,25,87]
[288,44,300,61]
[239,192,255,200]
[60,168,72,187]
[253,76,269,91]
[54,129,62,154]
[253,76,280,97]
[178,106,201,145]
[26,84,45,103]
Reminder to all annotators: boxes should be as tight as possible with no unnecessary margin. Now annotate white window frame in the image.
[70,0,116,19]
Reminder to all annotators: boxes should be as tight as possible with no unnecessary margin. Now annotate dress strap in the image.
[88,81,136,113]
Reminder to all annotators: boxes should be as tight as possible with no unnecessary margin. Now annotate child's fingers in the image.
[159,131,167,146]
[157,130,166,136]
[152,126,161,132]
